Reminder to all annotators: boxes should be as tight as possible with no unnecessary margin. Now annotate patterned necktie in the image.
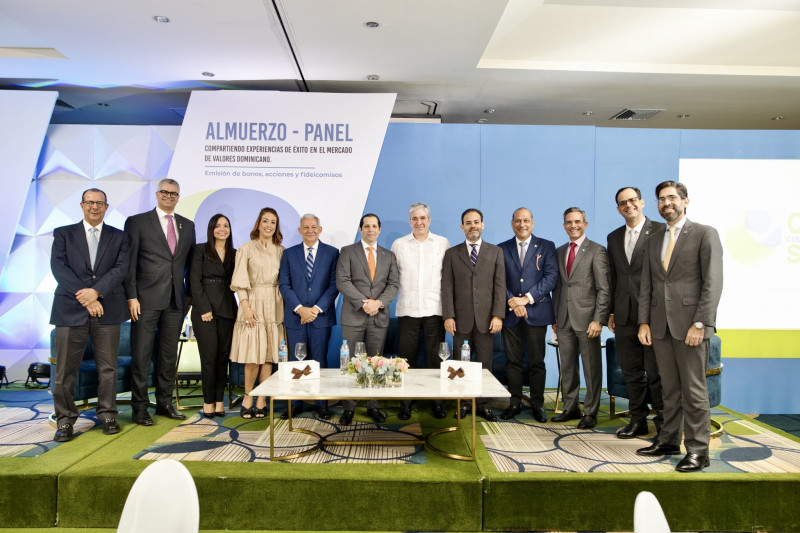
[625,228,636,263]
[469,243,478,267]
[566,242,577,276]
[519,241,527,267]
[166,214,177,255]
[367,246,376,281]
[663,226,677,271]
[306,247,314,282]
[88,227,99,269]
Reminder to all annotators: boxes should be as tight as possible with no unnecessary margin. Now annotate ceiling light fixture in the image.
[152,15,170,23]
[772,116,784,120]
[484,109,496,114]
[363,21,380,28]
[477,119,488,123]
[202,72,215,77]
[366,74,380,81]
[582,111,594,116]
[677,114,691,119]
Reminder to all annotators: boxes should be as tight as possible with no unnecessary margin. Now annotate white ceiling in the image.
[2,0,800,129]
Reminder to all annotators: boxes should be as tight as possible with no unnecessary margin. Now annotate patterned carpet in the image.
[136,410,427,464]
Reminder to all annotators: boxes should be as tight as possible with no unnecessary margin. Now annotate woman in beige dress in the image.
[229,207,285,418]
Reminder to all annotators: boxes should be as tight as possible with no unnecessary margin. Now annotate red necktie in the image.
[566,242,577,276]
[166,214,177,255]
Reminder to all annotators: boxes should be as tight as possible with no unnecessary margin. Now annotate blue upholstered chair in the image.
[48,322,155,409]
[605,334,723,436]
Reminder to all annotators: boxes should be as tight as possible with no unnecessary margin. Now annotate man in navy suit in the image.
[124,178,195,426]
[279,214,340,420]
[498,208,558,422]
[50,188,129,442]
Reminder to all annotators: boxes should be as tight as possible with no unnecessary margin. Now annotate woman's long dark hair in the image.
[249,207,283,245]
[204,214,235,264]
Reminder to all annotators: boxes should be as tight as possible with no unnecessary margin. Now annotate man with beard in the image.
[636,181,723,472]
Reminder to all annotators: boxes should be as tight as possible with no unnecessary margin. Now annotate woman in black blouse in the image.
[190,214,237,417]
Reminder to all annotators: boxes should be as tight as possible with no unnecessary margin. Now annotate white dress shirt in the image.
[391,232,450,317]
[156,206,179,245]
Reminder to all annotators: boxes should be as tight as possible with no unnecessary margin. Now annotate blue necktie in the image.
[469,243,478,267]
[306,247,314,281]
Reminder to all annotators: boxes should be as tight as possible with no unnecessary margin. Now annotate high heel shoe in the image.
[202,410,215,419]
[254,404,267,418]
[215,410,225,417]
[240,405,254,419]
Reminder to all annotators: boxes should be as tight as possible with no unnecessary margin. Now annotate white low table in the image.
[250,368,510,461]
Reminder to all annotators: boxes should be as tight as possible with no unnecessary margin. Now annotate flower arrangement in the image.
[348,354,409,387]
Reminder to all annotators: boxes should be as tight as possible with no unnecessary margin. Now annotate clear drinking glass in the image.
[438,342,451,362]
[354,341,367,357]
[295,342,307,361]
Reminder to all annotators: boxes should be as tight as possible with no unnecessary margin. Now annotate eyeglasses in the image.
[157,190,180,199]
[617,197,640,207]
[657,195,682,204]
[82,201,107,208]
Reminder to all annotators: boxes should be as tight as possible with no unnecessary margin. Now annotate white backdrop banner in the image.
[168,91,396,249]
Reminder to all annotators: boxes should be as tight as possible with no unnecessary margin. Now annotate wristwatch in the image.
[693,322,704,329]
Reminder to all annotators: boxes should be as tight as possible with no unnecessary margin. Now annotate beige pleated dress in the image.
[229,239,285,364]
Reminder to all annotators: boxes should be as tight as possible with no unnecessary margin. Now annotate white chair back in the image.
[117,459,199,533]
[634,490,671,533]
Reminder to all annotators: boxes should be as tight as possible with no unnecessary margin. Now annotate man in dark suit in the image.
[50,188,129,442]
[336,213,399,425]
[607,187,665,439]
[124,178,195,426]
[441,208,506,422]
[279,213,340,420]
[498,207,558,423]
[552,207,610,429]
[637,181,723,472]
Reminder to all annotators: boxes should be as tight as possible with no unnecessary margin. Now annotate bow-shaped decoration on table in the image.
[291,365,312,379]
[447,366,465,380]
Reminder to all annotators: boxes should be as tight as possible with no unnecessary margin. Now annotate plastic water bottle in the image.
[340,340,350,374]
[278,340,288,363]
[460,340,471,362]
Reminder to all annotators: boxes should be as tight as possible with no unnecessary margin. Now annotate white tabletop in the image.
[250,368,510,400]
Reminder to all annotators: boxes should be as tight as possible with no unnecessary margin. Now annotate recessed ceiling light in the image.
[366,74,380,81]
[363,21,380,28]
[202,72,215,78]
[477,119,488,123]
[582,111,594,116]
[677,114,691,119]
[484,109,496,114]
[152,15,170,23]
[772,116,785,120]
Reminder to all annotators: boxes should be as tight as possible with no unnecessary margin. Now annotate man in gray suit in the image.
[124,178,195,426]
[637,181,723,473]
[607,187,665,439]
[552,207,610,429]
[441,208,506,422]
[336,213,399,425]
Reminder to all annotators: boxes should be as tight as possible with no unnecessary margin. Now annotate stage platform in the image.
[1,387,799,532]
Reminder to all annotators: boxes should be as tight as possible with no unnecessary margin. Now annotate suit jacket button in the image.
[92,275,96,279]
[308,288,311,291]
[520,278,524,282]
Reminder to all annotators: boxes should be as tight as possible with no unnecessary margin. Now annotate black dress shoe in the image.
[477,408,498,422]
[431,405,447,419]
[340,409,354,425]
[454,406,471,419]
[500,404,522,420]
[398,407,411,420]
[617,420,649,439]
[532,407,548,423]
[577,415,596,429]
[202,410,215,419]
[215,410,225,417]
[54,423,73,442]
[133,410,153,426]
[280,405,304,420]
[155,404,186,420]
[636,442,682,456]
[676,452,710,472]
[551,409,582,423]
[100,418,120,435]
[317,406,331,420]
[367,408,386,423]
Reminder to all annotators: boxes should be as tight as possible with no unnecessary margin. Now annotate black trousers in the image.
[130,305,184,412]
[501,321,547,409]
[397,315,445,409]
[53,320,120,425]
[191,310,234,404]
[615,322,664,425]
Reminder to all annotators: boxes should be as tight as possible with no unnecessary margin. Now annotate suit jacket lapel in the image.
[148,209,171,255]
[568,241,586,278]
[666,220,692,274]
[459,243,474,269]
[630,218,652,266]
[72,223,92,270]
[94,226,113,269]
[355,244,371,280]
